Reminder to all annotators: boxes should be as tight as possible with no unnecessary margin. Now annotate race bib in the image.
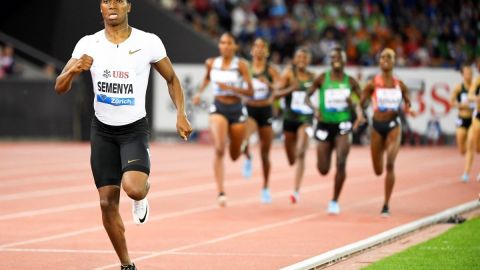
[291,91,313,114]
[375,88,402,111]
[315,129,328,140]
[210,68,239,96]
[460,92,468,104]
[339,121,352,134]
[252,78,269,100]
[93,66,136,106]
[324,88,351,111]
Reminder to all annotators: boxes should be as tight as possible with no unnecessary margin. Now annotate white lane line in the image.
[0,248,306,258]
[0,248,152,255]
[279,200,480,270]
[0,185,92,201]
[93,213,321,270]
[0,156,298,200]
[170,251,308,258]
[0,182,328,249]
[92,177,462,270]
[0,157,456,249]
[0,168,309,221]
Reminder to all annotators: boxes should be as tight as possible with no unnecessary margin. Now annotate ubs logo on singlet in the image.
[103,69,129,79]
[103,70,111,79]
[113,71,129,79]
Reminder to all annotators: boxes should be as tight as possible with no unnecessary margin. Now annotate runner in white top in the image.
[54,1,192,269]
[193,32,253,207]
[71,27,166,126]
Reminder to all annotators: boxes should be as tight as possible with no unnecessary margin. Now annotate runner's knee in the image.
[260,151,269,163]
[336,157,347,172]
[99,198,118,213]
[124,185,147,201]
[296,149,306,160]
[386,162,394,172]
[317,162,329,175]
[215,147,225,158]
[231,151,241,161]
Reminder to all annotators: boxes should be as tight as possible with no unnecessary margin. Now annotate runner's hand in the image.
[217,82,232,91]
[176,114,193,141]
[70,54,93,74]
[408,110,419,117]
[314,110,322,121]
[192,93,201,105]
[353,115,366,131]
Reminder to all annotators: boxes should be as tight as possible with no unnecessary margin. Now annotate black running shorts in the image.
[314,121,352,142]
[90,116,150,188]
[209,99,247,125]
[247,105,273,127]
[372,117,401,139]
[456,117,472,129]
[283,119,312,133]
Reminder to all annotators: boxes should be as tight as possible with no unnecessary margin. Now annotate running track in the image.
[0,142,478,269]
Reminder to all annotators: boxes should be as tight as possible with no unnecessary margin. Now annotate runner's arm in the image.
[399,80,414,115]
[274,67,296,98]
[305,73,324,119]
[349,76,365,123]
[152,57,193,140]
[359,80,375,109]
[54,55,93,94]
[468,78,480,104]
[193,58,213,105]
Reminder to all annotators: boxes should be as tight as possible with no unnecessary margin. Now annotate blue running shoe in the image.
[461,173,469,183]
[242,157,253,179]
[261,188,272,204]
[327,200,340,215]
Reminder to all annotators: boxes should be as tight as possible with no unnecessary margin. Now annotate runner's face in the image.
[294,51,310,69]
[219,34,236,58]
[251,39,267,59]
[462,66,472,82]
[379,51,394,71]
[100,0,130,26]
[330,51,344,71]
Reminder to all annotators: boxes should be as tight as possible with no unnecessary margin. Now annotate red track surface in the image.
[0,142,478,269]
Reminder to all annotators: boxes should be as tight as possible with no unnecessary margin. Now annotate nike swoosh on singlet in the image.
[127,159,141,163]
[128,49,141,55]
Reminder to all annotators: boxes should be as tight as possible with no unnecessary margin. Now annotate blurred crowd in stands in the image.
[0,43,57,79]
[0,44,15,79]
[156,0,479,68]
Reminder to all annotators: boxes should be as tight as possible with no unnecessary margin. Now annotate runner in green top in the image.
[305,47,363,215]
[275,47,315,204]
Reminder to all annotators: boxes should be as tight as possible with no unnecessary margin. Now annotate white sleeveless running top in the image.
[72,28,167,126]
[209,56,242,97]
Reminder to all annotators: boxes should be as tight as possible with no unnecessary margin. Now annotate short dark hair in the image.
[220,32,238,44]
[330,47,347,62]
[459,62,472,73]
[101,0,131,3]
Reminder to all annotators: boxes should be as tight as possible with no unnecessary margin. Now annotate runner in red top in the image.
[358,48,414,217]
